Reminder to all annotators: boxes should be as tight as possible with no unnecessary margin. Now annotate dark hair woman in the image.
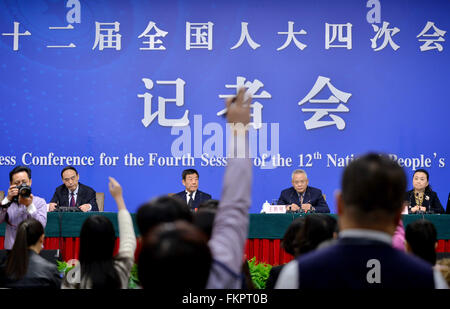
[405,219,438,265]
[0,219,61,289]
[406,169,444,214]
[61,177,136,289]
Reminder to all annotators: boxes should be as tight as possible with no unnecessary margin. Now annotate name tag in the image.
[264,205,286,214]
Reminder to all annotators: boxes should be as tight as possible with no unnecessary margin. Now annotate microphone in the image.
[424,195,431,214]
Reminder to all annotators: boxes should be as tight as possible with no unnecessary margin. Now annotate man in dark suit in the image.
[175,169,211,211]
[48,166,98,212]
[277,169,329,213]
[446,192,450,214]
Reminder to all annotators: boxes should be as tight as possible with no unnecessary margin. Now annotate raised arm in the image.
[207,88,252,288]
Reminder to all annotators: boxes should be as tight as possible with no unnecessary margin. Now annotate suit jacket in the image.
[446,192,450,214]
[0,250,61,289]
[277,186,330,213]
[405,189,444,214]
[50,183,99,212]
[175,190,212,210]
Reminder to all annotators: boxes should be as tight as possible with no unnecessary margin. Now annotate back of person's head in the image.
[197,199,219,212]
[193,210,217,240]
[296,214,337,256]
[5,219,44,280]
[79,215,120,288]
[341,153,406,225]
[192,199,219,239]
[136,196,193,238]
[405,219,437,265]
[138,220,212,289]
[281,217,305,256]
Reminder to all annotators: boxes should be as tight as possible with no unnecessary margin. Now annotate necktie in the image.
[187,192,193,209]
[70,192,76,207]
[299,193,304,205]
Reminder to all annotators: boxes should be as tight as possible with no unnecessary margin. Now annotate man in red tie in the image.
[48,166,98,212]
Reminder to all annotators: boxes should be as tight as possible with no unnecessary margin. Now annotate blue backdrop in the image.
[0,0,449,213]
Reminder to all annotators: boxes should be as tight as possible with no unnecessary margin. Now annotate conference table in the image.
[0,212,449,265]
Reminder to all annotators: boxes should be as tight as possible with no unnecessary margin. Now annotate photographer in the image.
[0,166,47,250]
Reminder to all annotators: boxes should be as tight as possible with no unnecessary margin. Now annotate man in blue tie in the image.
[175,169,211,211]
[277,169,329,213]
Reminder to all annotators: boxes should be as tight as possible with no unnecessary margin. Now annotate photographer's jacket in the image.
[0,196,47,249]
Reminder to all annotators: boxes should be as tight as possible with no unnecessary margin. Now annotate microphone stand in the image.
[55,203,64,262]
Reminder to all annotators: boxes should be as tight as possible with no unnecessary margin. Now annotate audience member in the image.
[62,177,136,289]
[405,219,438,265]
[138,220,212,289]
[0,219,61,289]
[193,200,219,239]
[0,166,47,250]
[265,217,305,289]
[136,196,192,240]
[275,153,448,289]
[392,220,406,251]
[295,214,337,256]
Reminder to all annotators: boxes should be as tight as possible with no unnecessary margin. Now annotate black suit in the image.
[175,190,212,210]
[277,186,330,213]
[405,189,444,214]
[446,192,450,214]
[0,250,61,289]
[50,183,99,212]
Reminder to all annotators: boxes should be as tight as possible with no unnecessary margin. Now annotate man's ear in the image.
[182,179,186,187]
[29,179,32,187]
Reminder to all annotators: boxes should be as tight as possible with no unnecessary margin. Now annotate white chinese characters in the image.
[299,76,352,130]
[138,78,190,127]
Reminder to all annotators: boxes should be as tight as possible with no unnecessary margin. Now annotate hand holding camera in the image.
[6,183,33,207]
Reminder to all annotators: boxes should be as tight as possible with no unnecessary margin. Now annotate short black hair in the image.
[405,219,437,265]
[9,166,31,182]
[296,214,337,256]
[281,217,305,256]
[136,196,193,238]
[182,169,199,180]
[197,199,219,211]
[138,220,212,289]
[341,153,406,218]
[193,209,217,240]
[61,166,78,178]
[413,169,429,181]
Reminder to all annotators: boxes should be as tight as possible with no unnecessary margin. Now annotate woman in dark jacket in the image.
[0,219,61,289]
[405,169,444,214]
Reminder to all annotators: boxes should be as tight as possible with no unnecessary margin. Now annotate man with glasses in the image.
[277,169,329,213]
[48,166,98,212]
[0,166,47,249]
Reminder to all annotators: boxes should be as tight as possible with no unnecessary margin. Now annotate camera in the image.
[12,183,32,203]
